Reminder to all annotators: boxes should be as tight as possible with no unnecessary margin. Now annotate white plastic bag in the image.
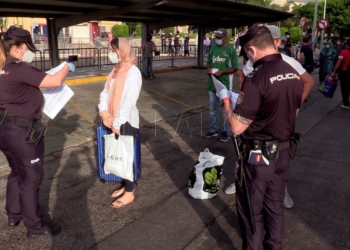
[188,148,225,199]
[104,133,134,182]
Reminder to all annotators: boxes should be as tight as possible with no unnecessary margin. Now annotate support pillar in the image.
[197,26,204,68]
[141,23,150,71]
[47,18,60,68]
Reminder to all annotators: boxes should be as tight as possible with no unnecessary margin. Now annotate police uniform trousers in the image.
[0,121,47,235]
[236,148,291,250]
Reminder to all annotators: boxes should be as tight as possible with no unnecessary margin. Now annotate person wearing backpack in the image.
[331,40,350,109]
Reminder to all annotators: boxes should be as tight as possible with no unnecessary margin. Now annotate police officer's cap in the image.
[4,26,37,52]
[239,23,271,49]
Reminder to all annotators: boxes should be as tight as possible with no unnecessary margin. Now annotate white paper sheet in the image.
[41,62,74,119]
[211,75,239,109]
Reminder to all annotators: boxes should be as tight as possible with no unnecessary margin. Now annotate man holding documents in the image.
[220,23,303,249]
[0,26,74,237]
[204,28,238,142]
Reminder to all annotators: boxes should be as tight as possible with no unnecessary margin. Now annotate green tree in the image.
[280,27,288,37]
[162,27,174,35]
[289,27,302,43]
[111,24,129,37]
[226,28,233,44]
[135,24,141,36]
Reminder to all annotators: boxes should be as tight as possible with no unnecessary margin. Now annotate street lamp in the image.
[311,0,319,51]
[320,0,327,50]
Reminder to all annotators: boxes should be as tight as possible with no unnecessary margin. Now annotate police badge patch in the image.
[237,91,244,104]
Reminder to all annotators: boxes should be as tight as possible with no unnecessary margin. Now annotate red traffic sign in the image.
[318,18,329,30]
[300,17,307,28]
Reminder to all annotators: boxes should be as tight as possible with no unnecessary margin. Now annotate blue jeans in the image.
[208,90,230,134]
[144,57,153,76]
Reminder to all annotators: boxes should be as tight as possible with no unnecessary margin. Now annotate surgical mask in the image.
[279,45,285,49]
[19,48,35,63]
[108,52,121,64]
[325,45,330,48]
[248,48,257,64]
[286,35,289,38]
[215,38,223,46]
[337,42,341,45]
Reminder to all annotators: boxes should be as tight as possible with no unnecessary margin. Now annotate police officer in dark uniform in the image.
[220,23,303,249]
[0,26,75,237]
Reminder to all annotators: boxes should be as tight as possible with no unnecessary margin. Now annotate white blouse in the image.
[98,65,142,129]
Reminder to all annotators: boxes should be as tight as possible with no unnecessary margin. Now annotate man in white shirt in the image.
[225,25,314,209]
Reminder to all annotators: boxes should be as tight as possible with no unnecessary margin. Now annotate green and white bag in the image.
[188,149,225,199]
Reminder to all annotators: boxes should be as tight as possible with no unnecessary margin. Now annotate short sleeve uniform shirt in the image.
[235,54,303,142]
[0,58,46,119]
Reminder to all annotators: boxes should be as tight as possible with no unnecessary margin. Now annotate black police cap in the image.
[239,23,271,49]
[4,26,37,51]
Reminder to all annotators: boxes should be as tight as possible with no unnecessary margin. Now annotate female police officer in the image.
[0,26,75,237]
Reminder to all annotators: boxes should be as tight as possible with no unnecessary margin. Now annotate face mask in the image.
[325,45,330,48]
[248,48,257,64]
[108,52,121,64]
[337,42,341,45]
[279,45,285,49]
[19,48,34,63]
[215,38,223,46]
[286,35,290,38]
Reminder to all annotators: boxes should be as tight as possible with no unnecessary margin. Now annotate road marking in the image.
[143,87,192,108]
[69,99,98,127]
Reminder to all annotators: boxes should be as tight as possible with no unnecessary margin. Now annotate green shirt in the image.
[207,44,238,91]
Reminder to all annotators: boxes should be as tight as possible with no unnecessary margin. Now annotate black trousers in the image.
[339,71,350,106]
[119,122,138,192]
[0,122,47,235]
[236,149,291,250]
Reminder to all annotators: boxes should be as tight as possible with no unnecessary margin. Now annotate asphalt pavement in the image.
[0,58,349,249]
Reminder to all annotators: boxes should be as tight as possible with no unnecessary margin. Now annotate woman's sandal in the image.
[110,199,134,209]
[110,189,124,198]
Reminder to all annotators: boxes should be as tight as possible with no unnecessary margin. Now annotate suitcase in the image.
[96,123,141,183]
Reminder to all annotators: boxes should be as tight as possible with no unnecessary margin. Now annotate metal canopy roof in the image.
[0,0,293,30]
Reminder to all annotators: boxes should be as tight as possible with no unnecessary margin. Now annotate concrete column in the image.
[141,23,149,48]
[197,26,204,68]
[47,18,60,68]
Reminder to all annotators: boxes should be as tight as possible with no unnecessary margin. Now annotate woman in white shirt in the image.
[98,37,142,208]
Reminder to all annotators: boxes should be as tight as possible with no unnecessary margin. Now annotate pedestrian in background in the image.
[279,36,292,57]
[285,31,292,48]
[142,34,156,79]
[299,37,315,74]
[318,40,337,84]
[99,37,142,208]
[204,28,238,142]
[184,33,190,57]
[332,39,350,109]
[0,26,75,237]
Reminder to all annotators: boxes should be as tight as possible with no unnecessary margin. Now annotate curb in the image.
[65,65,194,85]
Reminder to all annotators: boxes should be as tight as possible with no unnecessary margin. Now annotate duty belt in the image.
[242,140,290,151]
[4,116,33,129]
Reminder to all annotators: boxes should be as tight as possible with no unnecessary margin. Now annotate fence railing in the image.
[30,45,202,71]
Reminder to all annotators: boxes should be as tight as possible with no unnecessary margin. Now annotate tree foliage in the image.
[280,27,288,37]
[111,24,129,37]
[292,0,350,37]
[289,27,303,43]
[135,24,142,36]
[162,27,174,35]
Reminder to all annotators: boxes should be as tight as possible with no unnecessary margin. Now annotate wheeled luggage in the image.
[96,123,141,183]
